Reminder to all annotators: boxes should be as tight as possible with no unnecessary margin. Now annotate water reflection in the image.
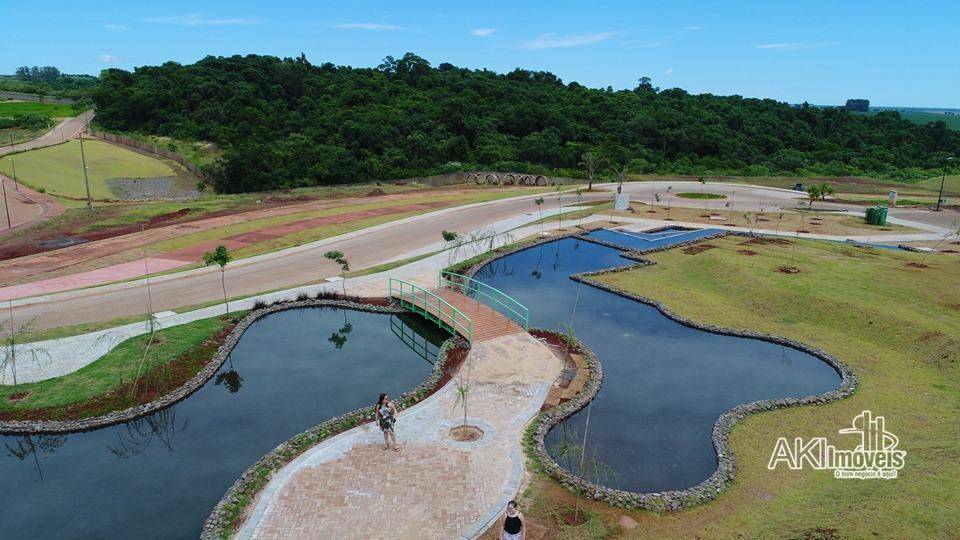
[108,408,188,459]
[475,235,841,492]
[1,307,446,539]
[5,434,66,480]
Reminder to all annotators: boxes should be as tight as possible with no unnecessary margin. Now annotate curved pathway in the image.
[0,174,65,234]
[238,332,562,539]
[0,111,92,156]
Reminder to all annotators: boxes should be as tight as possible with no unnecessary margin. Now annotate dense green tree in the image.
[91,54,960,193]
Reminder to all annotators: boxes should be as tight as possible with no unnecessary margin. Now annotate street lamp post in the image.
[937,157,955,212]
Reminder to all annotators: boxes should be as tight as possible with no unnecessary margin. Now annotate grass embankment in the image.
[0,101,75,117]
[516,236,960,538]
[0,313,242,420]
[623,202,918,235]
[0,138,175,199]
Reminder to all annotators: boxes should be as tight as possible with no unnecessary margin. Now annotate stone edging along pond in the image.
[462,227,860,512]
[200,321,467,539]
[0,299,413,435]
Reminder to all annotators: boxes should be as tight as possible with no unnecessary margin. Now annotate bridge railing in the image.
[439,270,529,330]
[389,278,473,343]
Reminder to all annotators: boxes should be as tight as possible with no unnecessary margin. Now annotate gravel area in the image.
[107,176,201,200]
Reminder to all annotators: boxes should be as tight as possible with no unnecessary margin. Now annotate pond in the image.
[474,233,841,493]
[0,308,446,539]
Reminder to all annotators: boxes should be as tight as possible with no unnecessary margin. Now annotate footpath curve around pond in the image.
[223,331,564,540]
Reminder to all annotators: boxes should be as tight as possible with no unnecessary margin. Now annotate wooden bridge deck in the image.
[434,288,523,342]
[396,287,523,342]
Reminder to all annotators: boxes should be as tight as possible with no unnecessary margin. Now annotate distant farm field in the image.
[0,101,75,117]
[0,139,175,199]
[854,109,960,129]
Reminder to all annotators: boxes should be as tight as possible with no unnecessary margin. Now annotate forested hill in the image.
[93,53,959,193]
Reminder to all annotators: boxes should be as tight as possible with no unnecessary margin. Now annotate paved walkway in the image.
[0,111,92,156]
[239,332,563,539]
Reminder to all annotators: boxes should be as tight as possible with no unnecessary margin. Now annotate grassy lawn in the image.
[0,314,237,417]
[0,139,175,199]
[675,192,726,200]
[0,101,75,117]
[547,236,960,538]
[0,125,52,146]
[623,203,918,235]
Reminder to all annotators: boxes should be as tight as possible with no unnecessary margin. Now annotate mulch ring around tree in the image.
[776,266,802,274]
[682,243,717,255]
[0,318,239,422]
[906,262,929,269]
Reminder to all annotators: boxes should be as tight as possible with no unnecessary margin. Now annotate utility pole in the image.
[1,178,11,228]
[78,131,93,210]
[7,134,17,191]
[936,157,954,212]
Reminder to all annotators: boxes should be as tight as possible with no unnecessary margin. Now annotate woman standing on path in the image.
[501,500,525,540]
[375,393,401,453]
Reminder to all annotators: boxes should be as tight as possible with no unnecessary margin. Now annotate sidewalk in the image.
[238,332,562,540]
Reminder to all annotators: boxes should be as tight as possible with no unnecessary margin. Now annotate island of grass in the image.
[675,192,726,200]
[513,235,959,538]
[0,313,241,421]
[0,138,177,199]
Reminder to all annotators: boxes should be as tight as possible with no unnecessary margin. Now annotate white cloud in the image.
[757,41,837,50]
[99,54,122,63]
[329,22,405,31]
[664,67,673,75]
[104,24,127,31]
[471,28,496,37]
[142,14,260,26]
[683,25,704,31]
[520,31,619,50]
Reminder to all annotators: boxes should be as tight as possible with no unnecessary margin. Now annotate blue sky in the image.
[5,0,958,107]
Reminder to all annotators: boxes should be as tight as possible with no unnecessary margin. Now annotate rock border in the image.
[463,228,859,511]
[0,299,406,435]
[200,329,467,539]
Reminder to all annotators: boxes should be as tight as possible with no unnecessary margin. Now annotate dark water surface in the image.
[474,234,840,492]
[1,308,445,539]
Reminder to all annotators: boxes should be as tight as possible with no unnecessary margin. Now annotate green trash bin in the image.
[878,206,888,225]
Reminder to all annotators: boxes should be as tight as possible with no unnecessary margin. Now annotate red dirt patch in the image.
[683,244,717,255]
[777,266,801,274]
[906,262,929,269]
[744,237,791,246]
[366,188,387,197]
[737,249,758,256]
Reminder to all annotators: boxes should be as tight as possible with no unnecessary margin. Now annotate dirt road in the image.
[0,174,65,234]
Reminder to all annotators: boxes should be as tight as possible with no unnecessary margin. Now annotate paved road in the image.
[8,181,953,331]
[0,111,93,156]
[10,189,598,330]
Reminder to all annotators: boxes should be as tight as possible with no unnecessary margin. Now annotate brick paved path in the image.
[239,332,562,539]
